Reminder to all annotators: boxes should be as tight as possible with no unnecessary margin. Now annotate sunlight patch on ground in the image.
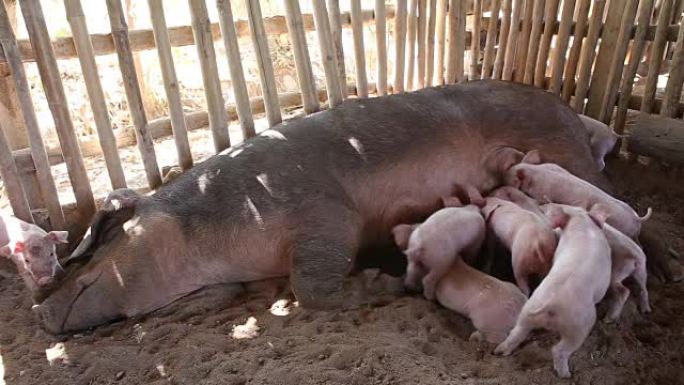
[156,364,167,378]
[45,343,69,366]
[231,316,260,339]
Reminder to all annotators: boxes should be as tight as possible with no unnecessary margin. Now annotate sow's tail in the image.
[639,207,653,222]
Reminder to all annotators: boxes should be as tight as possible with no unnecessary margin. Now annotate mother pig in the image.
[35,80,605,333]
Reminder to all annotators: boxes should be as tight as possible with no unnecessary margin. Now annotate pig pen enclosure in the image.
[0,0,684,384]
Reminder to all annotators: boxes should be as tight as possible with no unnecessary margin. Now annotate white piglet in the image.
[578,114,623,171]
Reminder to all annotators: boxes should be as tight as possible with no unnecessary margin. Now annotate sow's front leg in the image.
[289,202,364,309]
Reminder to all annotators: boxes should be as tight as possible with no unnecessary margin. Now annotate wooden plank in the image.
[614,0,656,133]
[246,0,282,126]
[481,0,501,79]
[406,0,418,89]
[470,0,483,79]
[628,115,684,165]
[641,0,675,113]
[0,119,33,223]
[598,0,640,123]
[522,0,544,83]
[434,0,448,84]
[571,0,606,112]
[394,0,408,92]
[417,0,428,88]
[376,0,389,95]
[533,0,560,87]
[283,0,320,112]
[64,0,127,188]
[216,0,256,138]
[313,0,344,104]
[0,4,64,229]
[327,0,348,98]
[502,0,523,80]
[350,0,369,97]
[514,0,534,82]
[20,0,96,218]
[492,0,513,79]
[147,0,193,170]
[548,0,576,93]
[561,0,591,101]
[660,13,684,117]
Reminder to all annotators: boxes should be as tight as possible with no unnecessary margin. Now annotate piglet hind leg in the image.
[552,308,596,378]
[289,204,363,310]
[494,318,534,356]
[603,283,630,323]
[633,262,652,314]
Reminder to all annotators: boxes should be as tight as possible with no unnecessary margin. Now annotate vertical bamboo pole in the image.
[406,0,418,89]
[641,0,674,113]
[426,0,438,85]
[548,0,577,93]
[533,0,560,87]
[283,0,320,112]
[417,0,428,88]
[313,0,344,104]
[0,3,64,229]
[147,0,193,170]
[660,13,684,117]
[21,0,97,216]
[446,0,466,83]
[513,0,533,82]
[470,0,483,80]
[246,0,282,125]
[571,0,606,112]
[561,0,591,102]
[502,0,523,80]
[522,0,544,84]
[493,0,513,80]
[0,125,33,223]
[327,0,348,98]
[217,0,256,138]
[598,0,639,123]
[434,0,448,84]
[481,0,501,79]
[394,0,408,92]
[376,0,388,95]
[614,0,655,133]
[65,0,127,188]
[350,0,368,97]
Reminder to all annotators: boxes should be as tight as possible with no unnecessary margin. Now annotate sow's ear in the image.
[589,204,611,227]
[485,147,524,174]
[521,149,542,164]
[392,224,417,251]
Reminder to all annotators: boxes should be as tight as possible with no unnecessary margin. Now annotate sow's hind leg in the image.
[289,202,365,310]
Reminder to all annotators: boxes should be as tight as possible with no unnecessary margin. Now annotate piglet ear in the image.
[46,231,69,244]
[442,196,462,207]
[515,169,526,182]
[544,205,569,229]
[589,204,611,227]
[521,150,541,164]
[392,224,416,251]
[13,241,25,254]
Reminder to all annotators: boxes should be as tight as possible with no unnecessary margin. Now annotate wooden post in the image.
[481,0,501,79]
[406,0,418,89]
[246,0,282,125]
[327,0,347,99]
[147,0,194,170]
[502,0,523,81]
[313,0,343,105]
[375,0,388,95]
[20,0,96,218]
[513,0,533,82]
[493,0,513,80]
[434,0,447,84]
[571,0,606,112]
[350,0,368,97]
[548,0,576,93]
[660,13,684,117]
[561,0,591,101]
[394,0,408,92]
[417,0,428,88]
[614,0,656,133]
[283,0,320,112]
[598,0,639,123]
[469,0,483,80]
[426,0,438,85]
[522,0,543,84]
[216,0,256,138]
[0,3,64,229]
[533,0,559,87]
[0,123,32,223]
[641,0,675,113]
[64,0,128,187]
[446,0,466,83]
[0,0,28,152]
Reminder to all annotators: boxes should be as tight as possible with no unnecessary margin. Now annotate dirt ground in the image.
[0,156,682,385]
